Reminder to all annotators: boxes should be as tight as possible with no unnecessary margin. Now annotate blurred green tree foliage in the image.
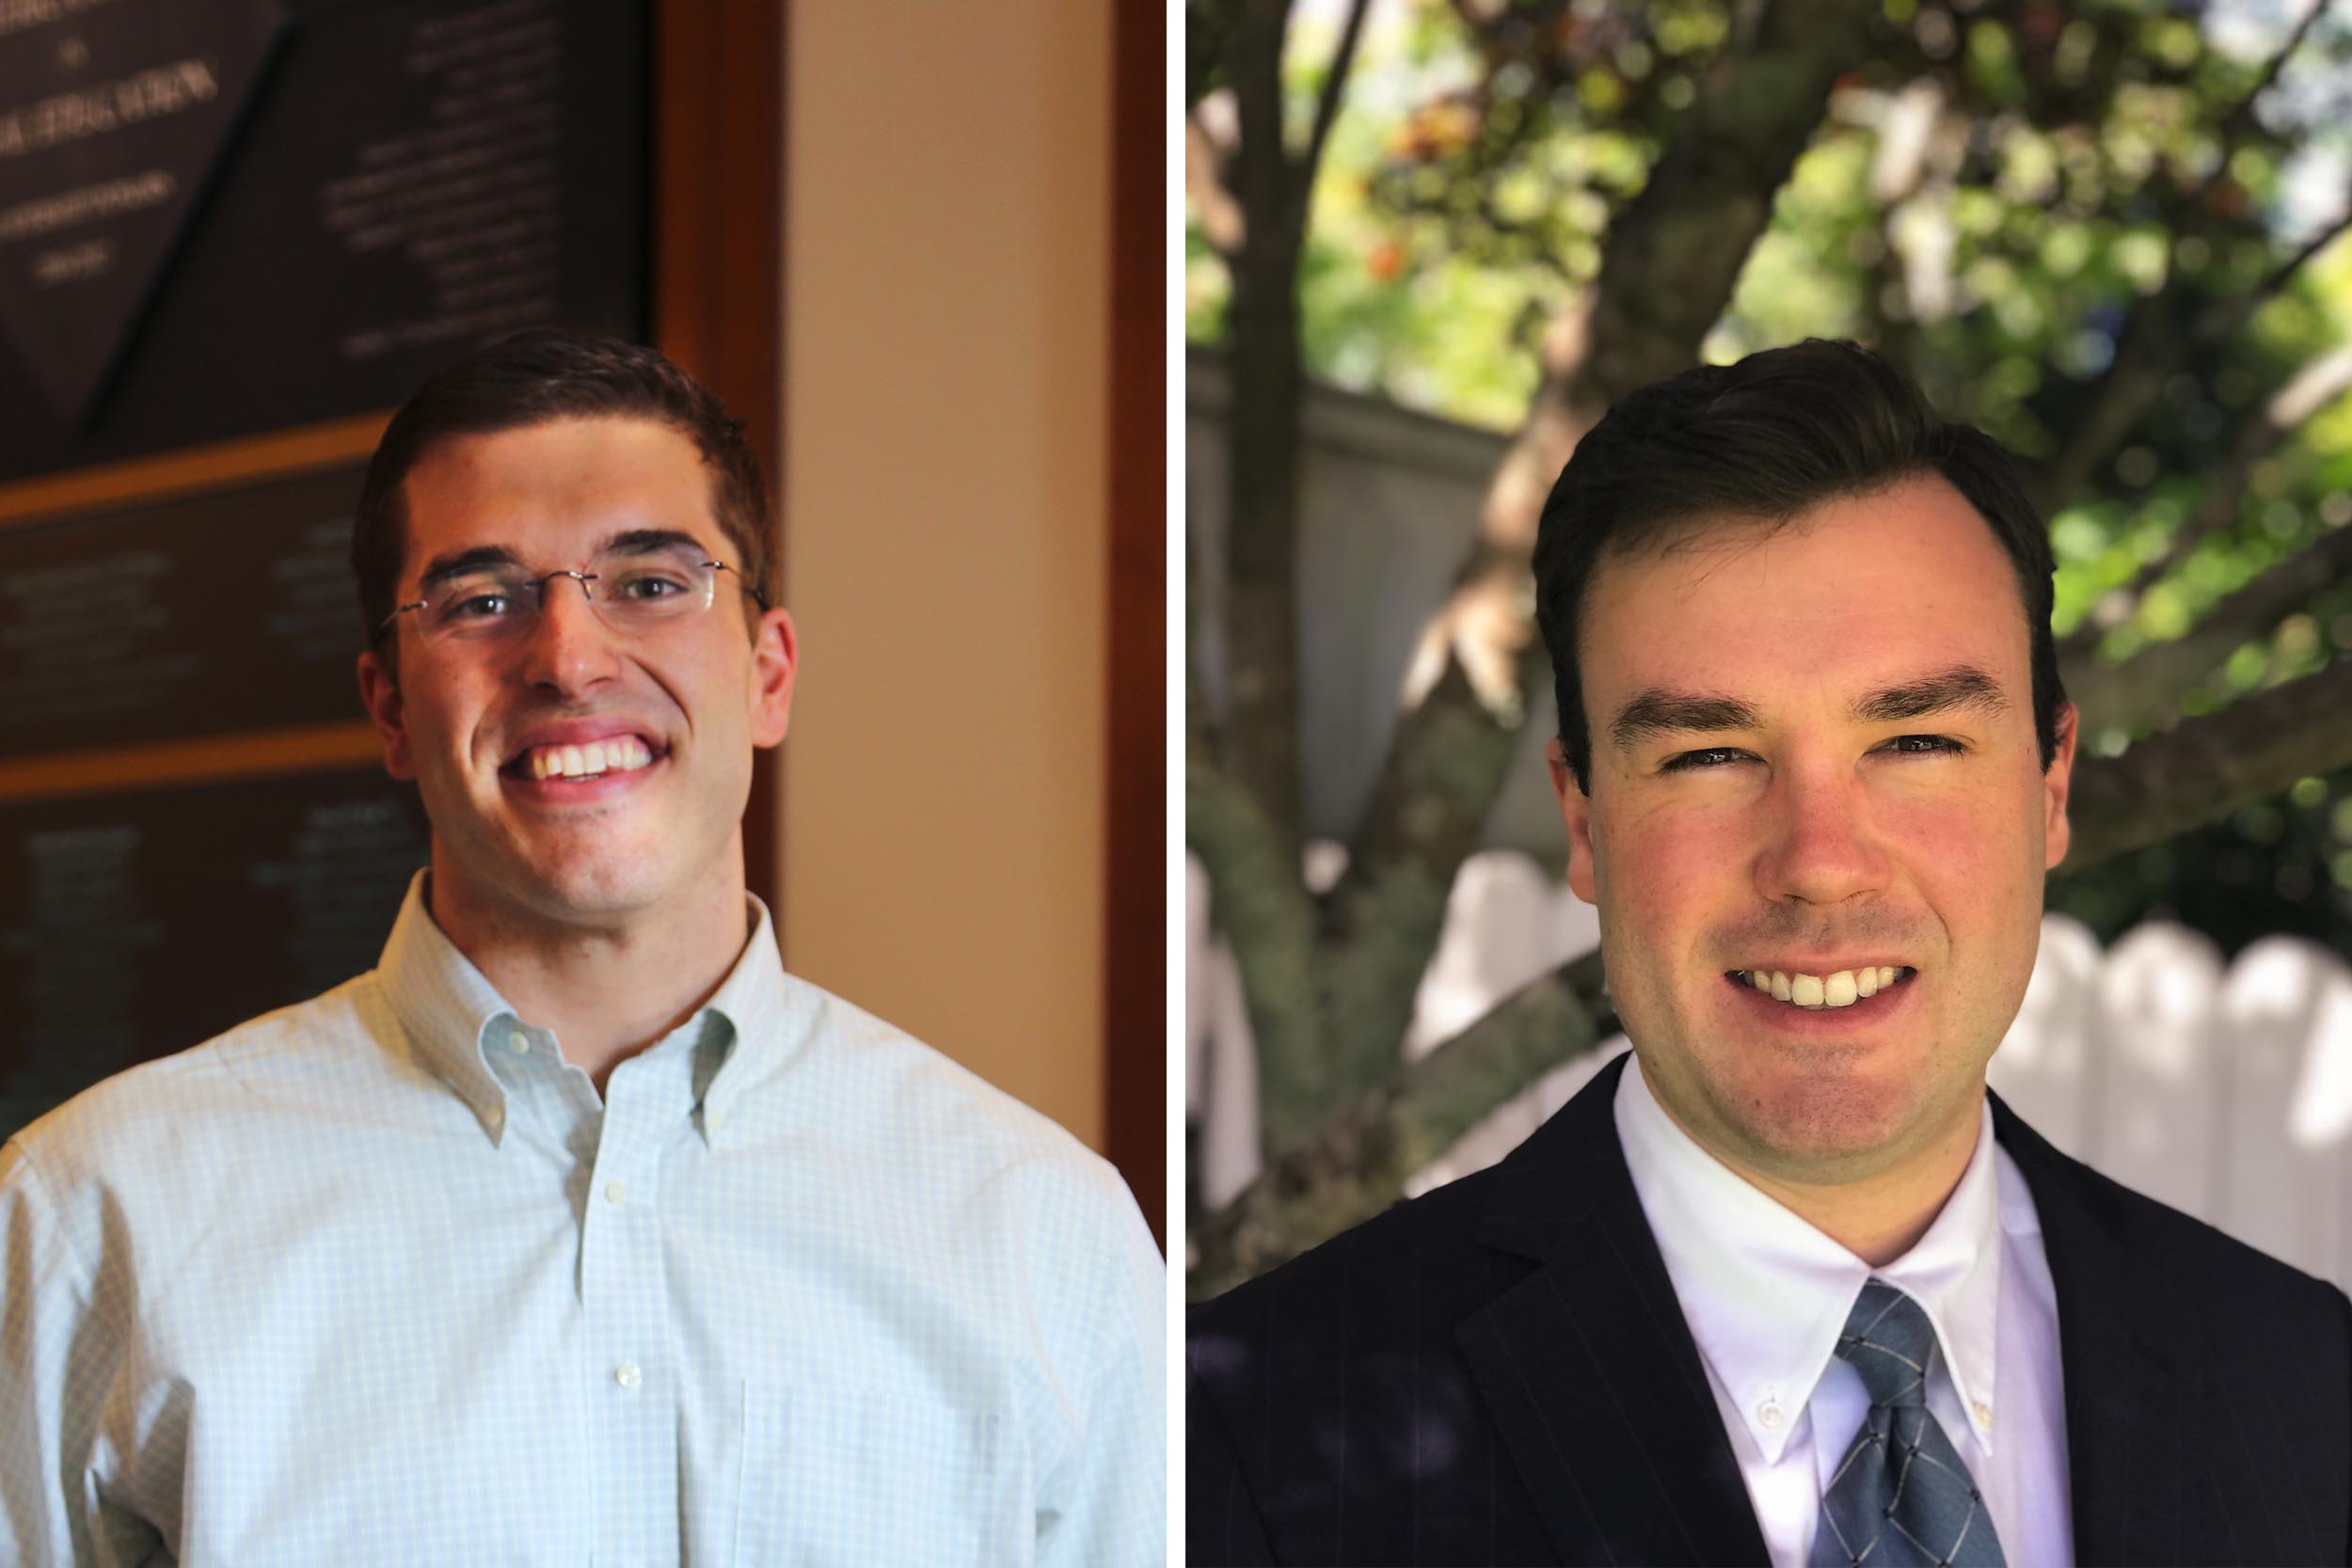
[1187,0,2352,1296]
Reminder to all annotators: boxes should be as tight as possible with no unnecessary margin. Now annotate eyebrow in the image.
[1607,663,2012,753]
[414,529,714,589]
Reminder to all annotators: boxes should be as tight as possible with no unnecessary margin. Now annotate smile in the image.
[1728,966,1918,1010]
[518,736,657,781]
[498,725,670,787]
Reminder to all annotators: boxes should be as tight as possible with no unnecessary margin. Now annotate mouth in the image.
[1724,965,1919,1029]
[499,732,669,789]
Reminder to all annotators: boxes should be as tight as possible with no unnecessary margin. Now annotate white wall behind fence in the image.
[1190,847,2352,1290]
[1188,355,1567,852]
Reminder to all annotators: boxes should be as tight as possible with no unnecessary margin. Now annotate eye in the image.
[1882,735,1967,757]
[612,568,692,601]
[1660,747,1751,772]
[440,589,515,622]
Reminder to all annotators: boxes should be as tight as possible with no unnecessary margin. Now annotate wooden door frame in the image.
[1107,0,1166,1248]
[653,0,787,920]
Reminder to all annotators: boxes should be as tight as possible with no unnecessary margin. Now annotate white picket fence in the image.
[1188,848,2352,1291]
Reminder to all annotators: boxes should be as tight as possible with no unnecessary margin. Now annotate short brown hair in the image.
[353,329,773,645]
[1532,339,2066,795]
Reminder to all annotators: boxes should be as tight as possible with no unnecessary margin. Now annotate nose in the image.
[515,573,621,696]
[1751,754,1891,907]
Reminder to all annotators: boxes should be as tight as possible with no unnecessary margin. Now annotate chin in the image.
[524,860,673,919]
[1730,1068,1928,1174]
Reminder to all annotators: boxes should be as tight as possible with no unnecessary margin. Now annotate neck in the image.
[1743,1137,1975,1267]
[425,857,753,1094]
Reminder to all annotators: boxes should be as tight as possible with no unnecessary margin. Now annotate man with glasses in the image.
[0,331,1165,1564]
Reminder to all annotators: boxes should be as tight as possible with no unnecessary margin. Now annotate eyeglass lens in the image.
[421,547,720,639]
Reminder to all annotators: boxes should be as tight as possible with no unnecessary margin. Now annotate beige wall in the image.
[779,0,1110,1148]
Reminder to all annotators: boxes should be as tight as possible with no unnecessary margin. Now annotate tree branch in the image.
[2207,0,2327,153]
[1189,947,1611,1298]
[1219,0,1311,873]
[2064,517,2352,736]
[2061,658,2352,872]
[2031,6,2337,518]
[2196,204,2352,346]
[1295,0,1375,216]
[1312,641,1554,1133]
[1186,757,1326,1157]
[2059,345,2352,662]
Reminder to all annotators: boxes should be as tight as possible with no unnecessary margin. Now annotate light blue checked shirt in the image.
[0,874,1165,1566]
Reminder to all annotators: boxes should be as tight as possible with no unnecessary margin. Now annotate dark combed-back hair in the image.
[353,328,774,646]
[1532,338,2065,795]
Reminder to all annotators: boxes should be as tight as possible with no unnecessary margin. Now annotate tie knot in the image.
[1833,1280,1937,1409]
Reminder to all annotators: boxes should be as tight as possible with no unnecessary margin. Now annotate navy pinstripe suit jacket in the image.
[1187,1053,2352,1566]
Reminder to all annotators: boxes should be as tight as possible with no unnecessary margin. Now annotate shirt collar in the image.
[1613,1051,2005,1465]
[373,870,793,1149]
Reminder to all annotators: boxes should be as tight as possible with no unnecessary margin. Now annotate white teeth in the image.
[1741,966,1912,1009]
[519,737,657,781]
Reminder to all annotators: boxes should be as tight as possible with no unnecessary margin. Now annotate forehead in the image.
[1578,474,2031,707]
[398,416,718,570]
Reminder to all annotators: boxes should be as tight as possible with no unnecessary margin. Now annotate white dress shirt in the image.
[1613,1053,2072,1568]
[0,873,1165,1566]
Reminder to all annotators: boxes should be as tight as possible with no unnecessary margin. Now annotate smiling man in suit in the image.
[1186,339,2352,1567]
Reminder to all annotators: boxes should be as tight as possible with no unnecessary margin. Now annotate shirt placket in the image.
[580,1048,685,1567]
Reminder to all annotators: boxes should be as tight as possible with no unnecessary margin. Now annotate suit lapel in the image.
[1991,1096,2188,1567]
[1454,1053,1771,1567]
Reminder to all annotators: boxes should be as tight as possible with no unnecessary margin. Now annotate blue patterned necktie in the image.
[1808,1279,2006,1568]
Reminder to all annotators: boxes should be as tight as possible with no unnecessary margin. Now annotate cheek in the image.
[398,679,472,766]
[1890,782,2038,892]
[1598,806,1743,952]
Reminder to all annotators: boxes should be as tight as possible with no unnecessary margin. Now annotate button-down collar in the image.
[1614,1052,2004,1465]
[373,872,797,1148]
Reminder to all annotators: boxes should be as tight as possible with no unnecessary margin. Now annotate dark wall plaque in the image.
[0,0,661,1144]
[0,464,370,754]
[0,0,287,426]
[0,0,646,478]
[0,765,424,1139]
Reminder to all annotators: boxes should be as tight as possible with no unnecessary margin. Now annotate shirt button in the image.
[706,1107,723,1133]
[614,1362,641,1389]
[1973,1401,1993,1430]
[505,1028,531,1055]
[604,1180,626,1206]
[1756,1401,1783,1430]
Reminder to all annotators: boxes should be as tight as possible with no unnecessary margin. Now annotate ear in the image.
[2042,700,2077,871]
[357,648,416,782]
[1548,737,1599,905]
[748,606,798,748]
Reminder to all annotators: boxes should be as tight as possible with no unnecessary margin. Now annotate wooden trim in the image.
[653,0,787,921]
[0,412,389,529]
[1106,0,1167,1249]
[0,721,385,806]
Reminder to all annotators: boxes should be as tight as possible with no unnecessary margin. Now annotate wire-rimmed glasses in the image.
[378,543,769,646]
